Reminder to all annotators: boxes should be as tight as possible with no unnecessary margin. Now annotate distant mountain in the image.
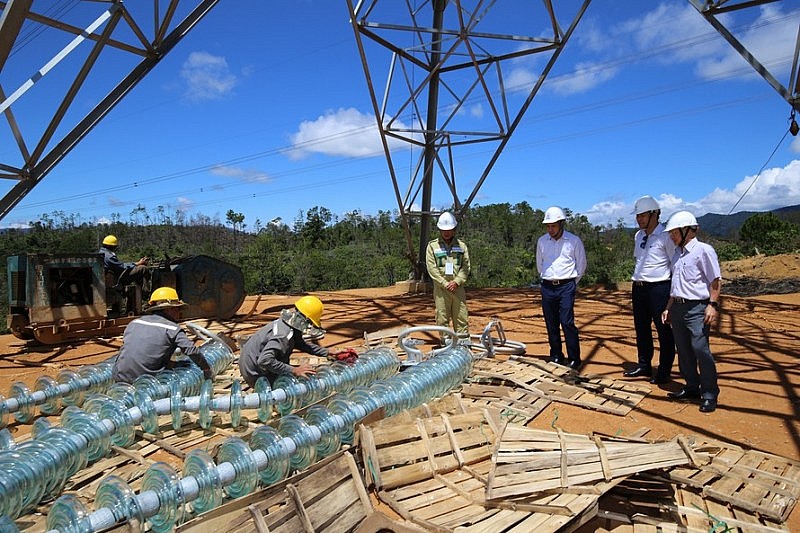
[697,204,800,240]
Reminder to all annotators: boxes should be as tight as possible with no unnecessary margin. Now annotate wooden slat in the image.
[178,450,371,533]
[469,357,649,416]
[663,437,800,522]
[487,426,693,500]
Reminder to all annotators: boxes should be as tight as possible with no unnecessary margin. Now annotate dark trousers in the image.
[632,281,675,375]
[671,301,719,400]
[540,280,580,362]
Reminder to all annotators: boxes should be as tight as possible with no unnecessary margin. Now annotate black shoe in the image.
[567,360,582,371]
[699,399,717,413]
[667,389,701,401]
[549,355,565,365]
[650,374,671,384]
[623,366,652,378]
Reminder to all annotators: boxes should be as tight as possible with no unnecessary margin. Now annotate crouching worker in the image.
[112,287,214,384]
[239,295,329,387]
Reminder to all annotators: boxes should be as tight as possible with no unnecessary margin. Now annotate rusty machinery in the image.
[6,253,244,344]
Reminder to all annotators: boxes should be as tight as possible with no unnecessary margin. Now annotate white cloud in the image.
[505,66,538,94]
[626,3,799,82]
[285,107,410,160]
[697,159,800,214]
[0,221,32,229]
[469,104,484,119]
[625,3,723,64]
[584,200,628,226]
[548,62,619,96]
[574,20,608,55]
[585,160,800,226]
[176,197,194,211]
[211,165,271,183]
[791,136,800,154]
[180,52,238,102]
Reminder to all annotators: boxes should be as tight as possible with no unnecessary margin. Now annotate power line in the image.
[727,127,792,215]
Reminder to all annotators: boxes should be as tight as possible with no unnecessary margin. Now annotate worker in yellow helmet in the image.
[239,295,329,387]
[99,234,149,287]
[112,287,213,384]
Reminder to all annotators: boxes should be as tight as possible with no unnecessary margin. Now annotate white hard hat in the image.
[542,206,566,224]
[664,210,698,231]
[633,195,660,215]
[437,211,457,230]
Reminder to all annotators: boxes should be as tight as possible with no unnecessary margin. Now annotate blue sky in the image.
[2,1,799,231]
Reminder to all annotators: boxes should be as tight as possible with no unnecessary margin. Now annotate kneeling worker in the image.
[112,287,214,384]
[239,295,329,387]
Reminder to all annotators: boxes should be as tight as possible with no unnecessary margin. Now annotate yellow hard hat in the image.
[148,287,186,308]
[294,295,323,328]
[102,235,118,247]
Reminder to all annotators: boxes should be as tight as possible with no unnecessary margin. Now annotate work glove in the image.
[329,348,359,365]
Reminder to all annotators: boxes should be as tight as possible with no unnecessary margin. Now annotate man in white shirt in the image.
[536,206,587,370]
[661,211,722,413]
[624,196,676,384]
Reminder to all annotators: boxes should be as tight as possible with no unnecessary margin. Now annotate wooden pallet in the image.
[359,409,602,532]
[583,471,790,533]
[469,357,651,416]
[664,437,800,523]
[178,450,402,533]
[486,425,696,501]
[460,382,551,425]
[671,484,790,533]
[360,409,502,491]
[362,324,413,348]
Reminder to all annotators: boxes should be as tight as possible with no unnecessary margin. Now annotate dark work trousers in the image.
[540,280,580,362]
[632,281,675,376]
[671,301,719,400]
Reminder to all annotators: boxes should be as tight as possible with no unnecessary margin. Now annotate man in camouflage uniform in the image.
[425,212,471,343]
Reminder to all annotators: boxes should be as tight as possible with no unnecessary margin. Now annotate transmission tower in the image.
[346,0,592,280]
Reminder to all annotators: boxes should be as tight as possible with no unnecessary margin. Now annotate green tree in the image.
[226,209,246,250]
[739,212,800,256]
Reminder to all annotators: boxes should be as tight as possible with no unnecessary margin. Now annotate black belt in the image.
[673,297,709,304]
[541,278,575,286]
[633,279,671,287]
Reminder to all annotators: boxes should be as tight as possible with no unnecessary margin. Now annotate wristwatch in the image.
[708,301,720,309]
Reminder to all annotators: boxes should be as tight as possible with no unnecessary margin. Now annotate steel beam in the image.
[0,0,221,221]
[688,0,800,111]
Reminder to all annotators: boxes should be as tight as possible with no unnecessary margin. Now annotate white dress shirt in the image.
[670,238,722,300]
[536,230,586,281]
[632,224,675,282]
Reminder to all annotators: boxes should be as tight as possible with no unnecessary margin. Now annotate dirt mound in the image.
[722,253,800,280]
[720,253,800,296]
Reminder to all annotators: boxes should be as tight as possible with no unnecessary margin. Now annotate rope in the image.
[690,503,733,533]
[550,407,559,429]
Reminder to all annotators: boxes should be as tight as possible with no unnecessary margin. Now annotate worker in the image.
[99,234,149,287]
[624,196,676,384]
[536,206,586,370]
[425,211,471,343]
[239,295,329,387]
[661,211,722,413]
[112,287,214,384]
